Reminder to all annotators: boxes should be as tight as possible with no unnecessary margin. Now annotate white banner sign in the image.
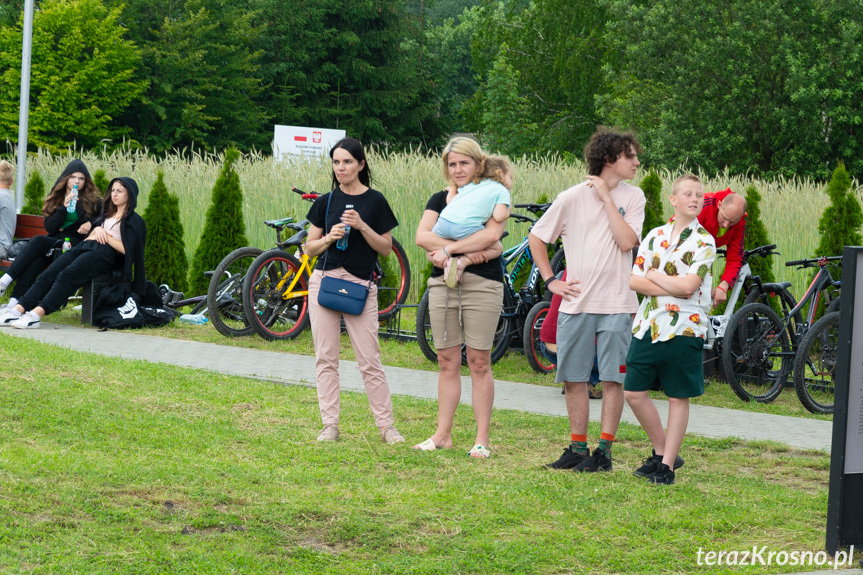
[273,125,346,161]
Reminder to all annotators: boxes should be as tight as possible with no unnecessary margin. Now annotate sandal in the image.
[444,257,459,289]
[412,438,439,451]
[468,444,491,459]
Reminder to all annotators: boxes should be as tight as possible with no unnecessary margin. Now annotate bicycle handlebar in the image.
[509,213,536,224]
[291,187,318,201]
[513,203,551,215]
[743,244,778,260]
[785,255,842,268]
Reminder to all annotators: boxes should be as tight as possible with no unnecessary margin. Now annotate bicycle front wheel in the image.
[722,303,791,402]
[793,311,839,414]
[376,237,411,322]
[208,246,262,337]
[243,249,310,341]
[523,300,555,373]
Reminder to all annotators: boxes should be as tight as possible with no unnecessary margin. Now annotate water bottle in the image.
[179,313,208,324]
[336,204,353,250]
[62,237,71,253]
[67,184,78,213]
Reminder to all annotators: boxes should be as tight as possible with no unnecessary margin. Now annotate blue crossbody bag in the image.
[316,193,371,315]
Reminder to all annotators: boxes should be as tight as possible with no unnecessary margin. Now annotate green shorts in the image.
[624,334,705,398]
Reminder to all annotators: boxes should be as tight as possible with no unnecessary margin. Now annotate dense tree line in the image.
[0,0,861,179]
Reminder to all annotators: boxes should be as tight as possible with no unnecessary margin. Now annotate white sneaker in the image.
[316,424,339,441]
[10,311,40,329]
[380,426,405,444]
[0,308,21,326]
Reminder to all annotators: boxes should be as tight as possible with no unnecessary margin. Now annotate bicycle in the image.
[415,203,558,365]
[721,255,841,404]
[703,244,798,379]
[206,216,307,338]
[242,187,412,341]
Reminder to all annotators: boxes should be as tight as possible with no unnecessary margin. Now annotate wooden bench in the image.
[0,214,47,272]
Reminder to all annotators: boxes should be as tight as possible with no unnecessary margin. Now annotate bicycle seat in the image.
[286,219,309,232]
[264,217,295,229]
[761,282,791,292]
[281,229,308,247]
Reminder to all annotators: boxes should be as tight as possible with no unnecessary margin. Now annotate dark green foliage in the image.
[601,0,863,179]
[816,163,862,259]
[640,170,664,238]
[92,170,110,196]
[188,148,249,295]
[419,260,434,297]
[467,0,608,155]
[143,171,188,293]
[21,171,45,216]
[0,0,145,152]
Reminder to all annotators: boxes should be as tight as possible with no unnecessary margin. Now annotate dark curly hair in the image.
[583,126,643,176]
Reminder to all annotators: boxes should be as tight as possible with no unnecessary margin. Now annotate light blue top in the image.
[0,188,16,259]
[438,179,511,228]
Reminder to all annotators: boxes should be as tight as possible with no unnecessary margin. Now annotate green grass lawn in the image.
[0,333,853,574]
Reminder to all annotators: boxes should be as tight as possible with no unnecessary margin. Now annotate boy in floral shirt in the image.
[624,175,715,485]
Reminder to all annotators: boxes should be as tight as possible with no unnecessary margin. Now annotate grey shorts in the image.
[555,312,632,384]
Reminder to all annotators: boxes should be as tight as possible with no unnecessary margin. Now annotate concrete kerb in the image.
[1,322,833,452]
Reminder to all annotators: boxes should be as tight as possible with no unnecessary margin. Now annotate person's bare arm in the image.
[529,232,581,301]
[644,269,704,298]
[588,175,639,252]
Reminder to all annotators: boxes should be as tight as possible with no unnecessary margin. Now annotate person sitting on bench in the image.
[0,159,102,310]
[0,177,145,329]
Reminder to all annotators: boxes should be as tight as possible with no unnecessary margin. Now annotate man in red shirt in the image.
[698,188,747,306]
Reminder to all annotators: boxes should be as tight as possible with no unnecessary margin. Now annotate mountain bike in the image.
[721,255,841,404]
[242,188,412,341]
[703,244,796,379]
[206,216,307,338]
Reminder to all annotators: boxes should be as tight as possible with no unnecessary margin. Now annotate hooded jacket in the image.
[92,177,147,295]
[43,159,102,245]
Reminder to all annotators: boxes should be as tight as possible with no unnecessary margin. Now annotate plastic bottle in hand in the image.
[67,184,78,213]
[336,204,353,250]
[62,237,71,253]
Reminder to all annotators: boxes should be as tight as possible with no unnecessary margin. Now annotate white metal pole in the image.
[15,0,35,211]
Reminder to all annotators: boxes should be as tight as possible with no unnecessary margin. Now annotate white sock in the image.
[0,274,12,289]
[7,297,17,307]
[24,311,40,321]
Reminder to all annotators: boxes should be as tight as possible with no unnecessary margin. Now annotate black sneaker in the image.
[633,450,684,478]
[573,448,612,472]
[546,447,589,470]
[648,463,675,485]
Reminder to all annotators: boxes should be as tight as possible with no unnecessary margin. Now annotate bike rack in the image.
[378,303,419,342]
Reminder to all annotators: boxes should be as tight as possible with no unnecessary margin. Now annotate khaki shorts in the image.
[427,273,503,350]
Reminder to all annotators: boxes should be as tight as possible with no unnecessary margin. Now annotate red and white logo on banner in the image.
[313,131,322,143]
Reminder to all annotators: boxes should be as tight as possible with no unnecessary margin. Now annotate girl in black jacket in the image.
[0,177,145,329]
[0,159,102,308]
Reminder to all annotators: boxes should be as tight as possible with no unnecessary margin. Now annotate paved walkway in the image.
[1,321,834,452]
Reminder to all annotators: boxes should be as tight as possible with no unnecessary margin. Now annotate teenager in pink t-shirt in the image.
[529,126,645,473]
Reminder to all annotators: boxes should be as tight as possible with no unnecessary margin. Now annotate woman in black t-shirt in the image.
[304,138,405,445]
[413,137,509,459]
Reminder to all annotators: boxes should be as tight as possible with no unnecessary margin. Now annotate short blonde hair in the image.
[0,160,13,184]
[441,137,487,184]
[671,174,702,195]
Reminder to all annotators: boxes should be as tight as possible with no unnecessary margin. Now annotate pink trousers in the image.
[308,268,394,427]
